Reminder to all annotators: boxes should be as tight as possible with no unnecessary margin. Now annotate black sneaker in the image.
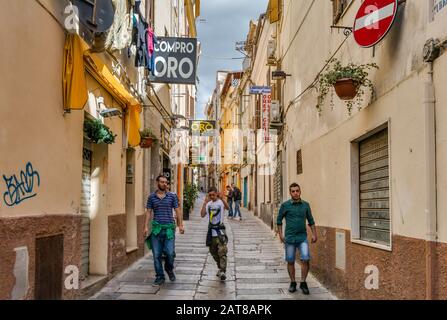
[153,277,165,286]
[168,272,176,282]
[288,282,297,293]
[300,282,310,295]
[220,272,227,281]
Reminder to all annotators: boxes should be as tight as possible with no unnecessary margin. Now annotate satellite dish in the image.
[72,0,115,33]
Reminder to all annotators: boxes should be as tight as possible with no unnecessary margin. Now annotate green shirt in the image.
[277,199,315,243]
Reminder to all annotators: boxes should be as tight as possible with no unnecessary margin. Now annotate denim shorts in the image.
[285,239,311,262]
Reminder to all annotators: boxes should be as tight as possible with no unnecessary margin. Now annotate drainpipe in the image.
[422,37,444,299]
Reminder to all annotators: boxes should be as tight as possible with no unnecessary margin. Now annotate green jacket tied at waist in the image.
[145,220,176,250]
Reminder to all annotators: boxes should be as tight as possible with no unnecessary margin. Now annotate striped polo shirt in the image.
[146,191,179,224]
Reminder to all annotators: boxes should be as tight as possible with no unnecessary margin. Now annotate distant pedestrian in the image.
[231,183,242,221]
[201,187,230,281]
[226,185,234,219]
[144,175,185,286]
[277,183,317,295]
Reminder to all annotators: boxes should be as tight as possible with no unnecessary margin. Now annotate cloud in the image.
[196,0,268,119]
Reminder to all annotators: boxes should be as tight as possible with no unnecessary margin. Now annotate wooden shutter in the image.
[35,235,64,300]
[359,128,390,245]
[332,0,348,24]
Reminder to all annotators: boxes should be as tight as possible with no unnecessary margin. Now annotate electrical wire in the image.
[283,32,352,118]
[281,0,316,61]
[201,55,245,60]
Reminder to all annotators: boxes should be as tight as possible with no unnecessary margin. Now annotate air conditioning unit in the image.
[267,39,277,66]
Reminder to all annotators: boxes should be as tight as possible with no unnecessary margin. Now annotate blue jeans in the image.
[285,239,311,262]
[150,230,175,279]
[234,200,242,218]
[228,199,234,217]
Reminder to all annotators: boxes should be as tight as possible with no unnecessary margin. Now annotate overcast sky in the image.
[196,0,269,119]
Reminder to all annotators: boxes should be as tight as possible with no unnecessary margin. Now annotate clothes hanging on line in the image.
[105,0,133,51]
[147,26,158,75]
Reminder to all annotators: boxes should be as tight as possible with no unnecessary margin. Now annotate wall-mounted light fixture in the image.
[96,96,122,118]
[272,70,292,81]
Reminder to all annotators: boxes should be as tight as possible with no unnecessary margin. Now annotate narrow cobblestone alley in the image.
[91,195,335,300]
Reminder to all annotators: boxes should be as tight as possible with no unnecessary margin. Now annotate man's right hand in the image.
[279,234,285,244]
[144,227,149,238]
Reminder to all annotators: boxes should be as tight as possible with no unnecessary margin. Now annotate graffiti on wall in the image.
[3,162,40,207]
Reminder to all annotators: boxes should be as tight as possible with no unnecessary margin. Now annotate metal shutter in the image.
[359,128,390,245]
[80,145,92,279]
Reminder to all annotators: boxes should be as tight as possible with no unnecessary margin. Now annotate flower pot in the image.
[140,137,153,148]
[334,78,358,100]
[183,207,190,221]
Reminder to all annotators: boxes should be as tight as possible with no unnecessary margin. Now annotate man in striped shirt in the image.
[144,175,184,286]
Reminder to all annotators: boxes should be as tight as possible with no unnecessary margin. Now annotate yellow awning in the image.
[195,0,201,17]
[185,0,197,38]
[63,34,142,147]
[63,33,89,110]
[269,0,280,23]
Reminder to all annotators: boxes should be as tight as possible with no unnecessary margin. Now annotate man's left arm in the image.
[174,195,184,234]
[307,204,317,243]
[175,207,184,234]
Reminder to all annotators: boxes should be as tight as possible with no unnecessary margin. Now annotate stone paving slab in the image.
[118,285,160,294]
[92,195,336,300]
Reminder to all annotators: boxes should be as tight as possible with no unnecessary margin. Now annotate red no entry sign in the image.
[353,0,399,48]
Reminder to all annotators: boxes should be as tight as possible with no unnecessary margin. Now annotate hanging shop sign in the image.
[262,93,271,142]
[190,120,216,137]
[152,37,198,85]
[353,0,398,48]
[72,0,115,33]
[249,86,272,95]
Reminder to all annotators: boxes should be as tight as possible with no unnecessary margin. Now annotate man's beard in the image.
[158,185,167,191]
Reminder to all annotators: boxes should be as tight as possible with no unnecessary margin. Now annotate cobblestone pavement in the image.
[91,194,336,300]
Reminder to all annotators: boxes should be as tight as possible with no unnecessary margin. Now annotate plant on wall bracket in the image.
[83,118,117,144]
[139,128,159,148]
[316,58,378,115]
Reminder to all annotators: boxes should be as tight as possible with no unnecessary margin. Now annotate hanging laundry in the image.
[132,1,151,69]
[105,0,133,51]
[147,26,158,75]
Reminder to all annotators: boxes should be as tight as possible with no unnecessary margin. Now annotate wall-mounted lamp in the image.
[97,96,122,118]
[272,70,292,81]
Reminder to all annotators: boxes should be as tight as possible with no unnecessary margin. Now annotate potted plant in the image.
[183,183,199,220]
[139,128,158,148]
[316,58,378,115]
[83,118,116,144]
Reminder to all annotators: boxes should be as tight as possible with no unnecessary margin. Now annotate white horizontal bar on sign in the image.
[354,2,395,31]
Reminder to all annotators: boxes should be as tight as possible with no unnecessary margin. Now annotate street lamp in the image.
[272,70,291,81]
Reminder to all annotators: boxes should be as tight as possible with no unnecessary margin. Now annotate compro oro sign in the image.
[153,37,197,85]
[353,0,398,48]
[190,120,216,137]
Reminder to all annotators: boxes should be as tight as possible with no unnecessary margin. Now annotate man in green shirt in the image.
[277,183,317,295]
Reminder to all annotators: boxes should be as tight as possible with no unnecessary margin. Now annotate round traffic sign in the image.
[353,0,399,48]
